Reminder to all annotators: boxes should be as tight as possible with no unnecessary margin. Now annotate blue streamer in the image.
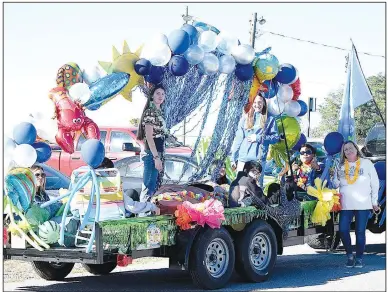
[320,155,334,187]
[58,170,91,246]
[79,167,96,231]
[85,169,101,253]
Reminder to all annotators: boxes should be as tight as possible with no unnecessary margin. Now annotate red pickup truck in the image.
[46,126,192,177]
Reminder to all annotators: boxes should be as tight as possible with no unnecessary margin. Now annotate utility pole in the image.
[249,13,266,49]
[250,13,258,48]
[307,97,316,137]
[181,6,193,145]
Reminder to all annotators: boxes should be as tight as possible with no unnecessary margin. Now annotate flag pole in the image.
[351,39,386,127]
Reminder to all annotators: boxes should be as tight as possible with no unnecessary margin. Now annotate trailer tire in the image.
[189,227,235,290]
[235,220,277,282]
[32,261,74,280]
[82,262,117,275]
[306,232,341,250]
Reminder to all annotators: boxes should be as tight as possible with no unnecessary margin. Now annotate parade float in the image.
[3,19,386,290]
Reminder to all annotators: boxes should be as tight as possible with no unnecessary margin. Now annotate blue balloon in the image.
[297,100,308,116]
[167,29,190,55]
[374,161,386,180]
[324,132,344,155]
[32,142,52,163]
[13,122,37,145]
[87,103,101,111]
[274,64,297,84]
[145,66,164,84]
[134,58,152,76]
[235,64,254,81]
[181,24,198,45]
[292,133,307,151]
[168,55,189,76]
[84,72,130,109]
[81,139,105,168]
[262,80,279,99]
[193,21,220,34]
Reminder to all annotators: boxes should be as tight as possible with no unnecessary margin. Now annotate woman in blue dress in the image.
[230,94,280,187]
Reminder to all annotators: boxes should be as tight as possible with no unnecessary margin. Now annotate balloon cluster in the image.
[133,21,259,84]
[5,122,52,169]
[249,61,306,118]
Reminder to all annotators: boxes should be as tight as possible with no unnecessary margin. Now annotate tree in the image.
[311,73,386,143]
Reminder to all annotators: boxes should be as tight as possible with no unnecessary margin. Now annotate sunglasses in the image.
[300,150,313,155]
[34,173,46,178]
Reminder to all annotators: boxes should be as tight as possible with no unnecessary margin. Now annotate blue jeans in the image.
[339,209,371,259]
[139,151,160,203]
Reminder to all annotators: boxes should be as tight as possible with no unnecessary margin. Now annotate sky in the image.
[3,2,386,145]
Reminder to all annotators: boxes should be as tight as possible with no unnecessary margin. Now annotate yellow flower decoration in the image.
[307,178,337,226]
[8,224,19,235]
[17,220,30,232]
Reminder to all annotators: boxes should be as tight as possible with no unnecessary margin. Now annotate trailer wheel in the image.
[306,232,341,250]
[82,262,117,275]
[32,261,74,280]
[235,220,277,282]
[189,227,235,290]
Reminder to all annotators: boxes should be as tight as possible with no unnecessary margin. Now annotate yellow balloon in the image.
[98,41,144,102]
[270,116,301,167]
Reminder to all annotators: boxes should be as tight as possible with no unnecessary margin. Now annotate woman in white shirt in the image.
[332,141,379,268]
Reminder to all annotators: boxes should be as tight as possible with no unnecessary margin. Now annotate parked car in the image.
[38,163,70,198]
[46,126,192,177]
[362,122,386,163]
[114,154,199,196]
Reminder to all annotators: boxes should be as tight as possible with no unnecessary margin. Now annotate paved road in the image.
[4,232,386,292]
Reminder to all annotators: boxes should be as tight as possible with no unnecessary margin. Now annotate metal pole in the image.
[182,6,190,145]
[250,13,258,49]
[307,107,311,138]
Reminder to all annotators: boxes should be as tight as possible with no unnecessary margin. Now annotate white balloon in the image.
[231,44,255,65]
[216,31,239,55]
[142,42,171,66]
[69,83,91,104]
[184,45,205,65]
[277,84,293,103]
[284,100,301,117]
[13,144,37,168]
[267,98,285,116]
[4,136,16,156]
[4,156,16,174]
[82,66,103,85]
[150,33,168,45]
[219,55,236,74]
[198,53,219,75]
[198,31,219,53]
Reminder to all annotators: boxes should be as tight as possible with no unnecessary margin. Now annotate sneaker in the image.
[354,259,363,268]
[346,256,354,268]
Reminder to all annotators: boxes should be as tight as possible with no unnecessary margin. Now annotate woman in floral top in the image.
[137,85,169,205]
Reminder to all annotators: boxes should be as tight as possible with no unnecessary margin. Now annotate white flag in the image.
[350,44,373,108]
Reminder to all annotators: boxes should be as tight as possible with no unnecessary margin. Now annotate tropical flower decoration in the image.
[307,178,340,226]
[175,204,193,230]
[331,193,342,212]
[174,199,225,230]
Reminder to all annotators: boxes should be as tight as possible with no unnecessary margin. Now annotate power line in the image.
[264,31,385,59]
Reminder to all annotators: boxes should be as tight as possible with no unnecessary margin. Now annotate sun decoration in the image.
[98,41,144,102]
[345,159,361,185]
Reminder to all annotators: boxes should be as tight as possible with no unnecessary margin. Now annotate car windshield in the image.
[40,164,71,190]
[365,123,386,156]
